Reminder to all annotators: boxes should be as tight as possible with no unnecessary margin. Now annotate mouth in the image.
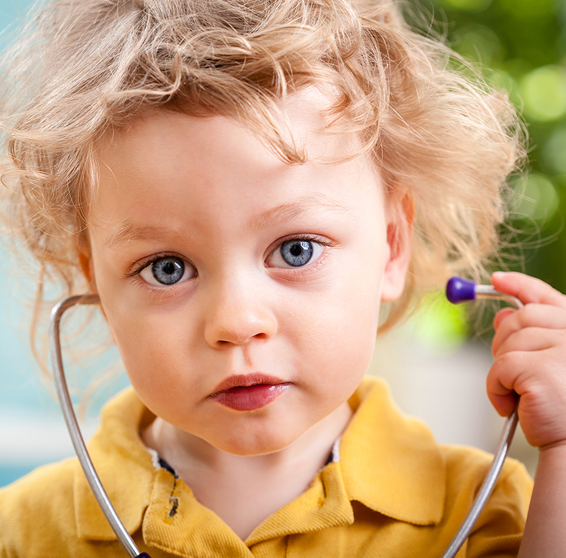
[209,374,291,411]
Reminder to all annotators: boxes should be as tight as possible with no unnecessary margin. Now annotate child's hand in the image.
[488,271,566,450]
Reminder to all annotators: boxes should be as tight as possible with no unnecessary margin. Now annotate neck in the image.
[141,402,353,539]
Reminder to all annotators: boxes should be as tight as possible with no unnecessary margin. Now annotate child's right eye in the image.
[139,256,196,287]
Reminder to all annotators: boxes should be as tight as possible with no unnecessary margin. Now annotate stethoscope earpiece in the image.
[445,276,477,304]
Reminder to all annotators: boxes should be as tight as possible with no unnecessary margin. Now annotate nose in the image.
[203,274,277,348]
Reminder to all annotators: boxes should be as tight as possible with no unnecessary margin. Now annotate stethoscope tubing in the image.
[48,284,523,558]
[49,294,151,558]
[441,410,518,557]
[441,284,523,558]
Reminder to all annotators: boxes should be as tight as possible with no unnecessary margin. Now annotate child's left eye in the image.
[268,239,325,269]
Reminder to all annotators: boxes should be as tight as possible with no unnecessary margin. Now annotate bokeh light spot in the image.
[485,68,519,105]
[544,127,566,174]
[455,24,503,65]
[513,173,560,222]
[412,294,468,353]
[520,66,566,122]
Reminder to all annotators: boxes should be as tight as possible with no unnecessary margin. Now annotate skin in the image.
[489,272,566,556]
[86,90,412,538]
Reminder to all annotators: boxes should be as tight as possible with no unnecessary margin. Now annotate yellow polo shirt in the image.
[0,377,532,557]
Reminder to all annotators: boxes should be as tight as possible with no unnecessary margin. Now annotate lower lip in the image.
[211,384,291,411]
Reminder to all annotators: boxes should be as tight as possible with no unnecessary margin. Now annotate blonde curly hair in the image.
[0,0,524,354]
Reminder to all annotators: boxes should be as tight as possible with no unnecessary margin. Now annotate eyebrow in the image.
[104,223,194,249]
[104,194,351,248]
[247,194,351,231]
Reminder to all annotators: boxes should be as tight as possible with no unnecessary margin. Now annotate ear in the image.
[77,236,103,303]
[78,245,113,338]
[381,192,414,302]
[78,249,97,293]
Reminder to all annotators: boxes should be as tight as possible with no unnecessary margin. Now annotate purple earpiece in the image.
[446,276,477,304]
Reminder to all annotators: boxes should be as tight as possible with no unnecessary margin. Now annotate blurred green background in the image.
[408,0,566,346]
[433,0,566,284]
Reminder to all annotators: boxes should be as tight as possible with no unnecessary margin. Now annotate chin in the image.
[211,426,301,457]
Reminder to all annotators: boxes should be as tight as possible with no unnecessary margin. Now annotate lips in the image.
[209,374,291,411]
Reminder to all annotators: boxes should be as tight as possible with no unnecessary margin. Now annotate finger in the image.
[488,347,564,403]
[493,327,559,359]
[486,364,518,417]
[488,391,517,418]
[487,351,531,416]
[487,349,566,445]
[493,307,514,331]
[491,272,566,309]
[491,304,566,356]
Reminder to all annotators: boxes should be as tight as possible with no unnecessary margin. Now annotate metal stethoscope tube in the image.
[441,277,523,558]
[48,277,523,558]
[49,295,151,558]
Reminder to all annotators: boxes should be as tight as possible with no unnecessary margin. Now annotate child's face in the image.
[88,90,411,455]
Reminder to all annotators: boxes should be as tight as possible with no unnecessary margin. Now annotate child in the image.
[0,0,565,556]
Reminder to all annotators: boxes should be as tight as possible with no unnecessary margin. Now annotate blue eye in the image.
[281,240,313,266]
[139,256,194,286]
[270,239,324,268]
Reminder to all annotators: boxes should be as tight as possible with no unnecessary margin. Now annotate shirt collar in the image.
[74,377,446,541]
[74,388,156,540]
[340,377,446,525]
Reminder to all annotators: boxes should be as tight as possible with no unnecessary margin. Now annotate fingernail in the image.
[492,271,506,280]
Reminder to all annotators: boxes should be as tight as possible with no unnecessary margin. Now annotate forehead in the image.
[90,89,384,235]
[97,87,362,166]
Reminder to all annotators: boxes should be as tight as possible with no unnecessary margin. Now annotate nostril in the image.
[216,331,267,346]
[204,303,277,348]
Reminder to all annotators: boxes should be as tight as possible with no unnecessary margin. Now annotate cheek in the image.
[104,303,194,393]
[284,272,381,391]
[318,301,378,378]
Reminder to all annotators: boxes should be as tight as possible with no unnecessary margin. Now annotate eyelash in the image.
[127,234,333,290]
[266,234,333,275]
[127,252,196,291]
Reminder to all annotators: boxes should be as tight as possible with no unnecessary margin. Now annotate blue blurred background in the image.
[2,0,566,486]
[0,0,131,485]
[0,0,57,488]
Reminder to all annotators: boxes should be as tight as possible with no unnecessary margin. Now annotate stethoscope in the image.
[48,276,523,558]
